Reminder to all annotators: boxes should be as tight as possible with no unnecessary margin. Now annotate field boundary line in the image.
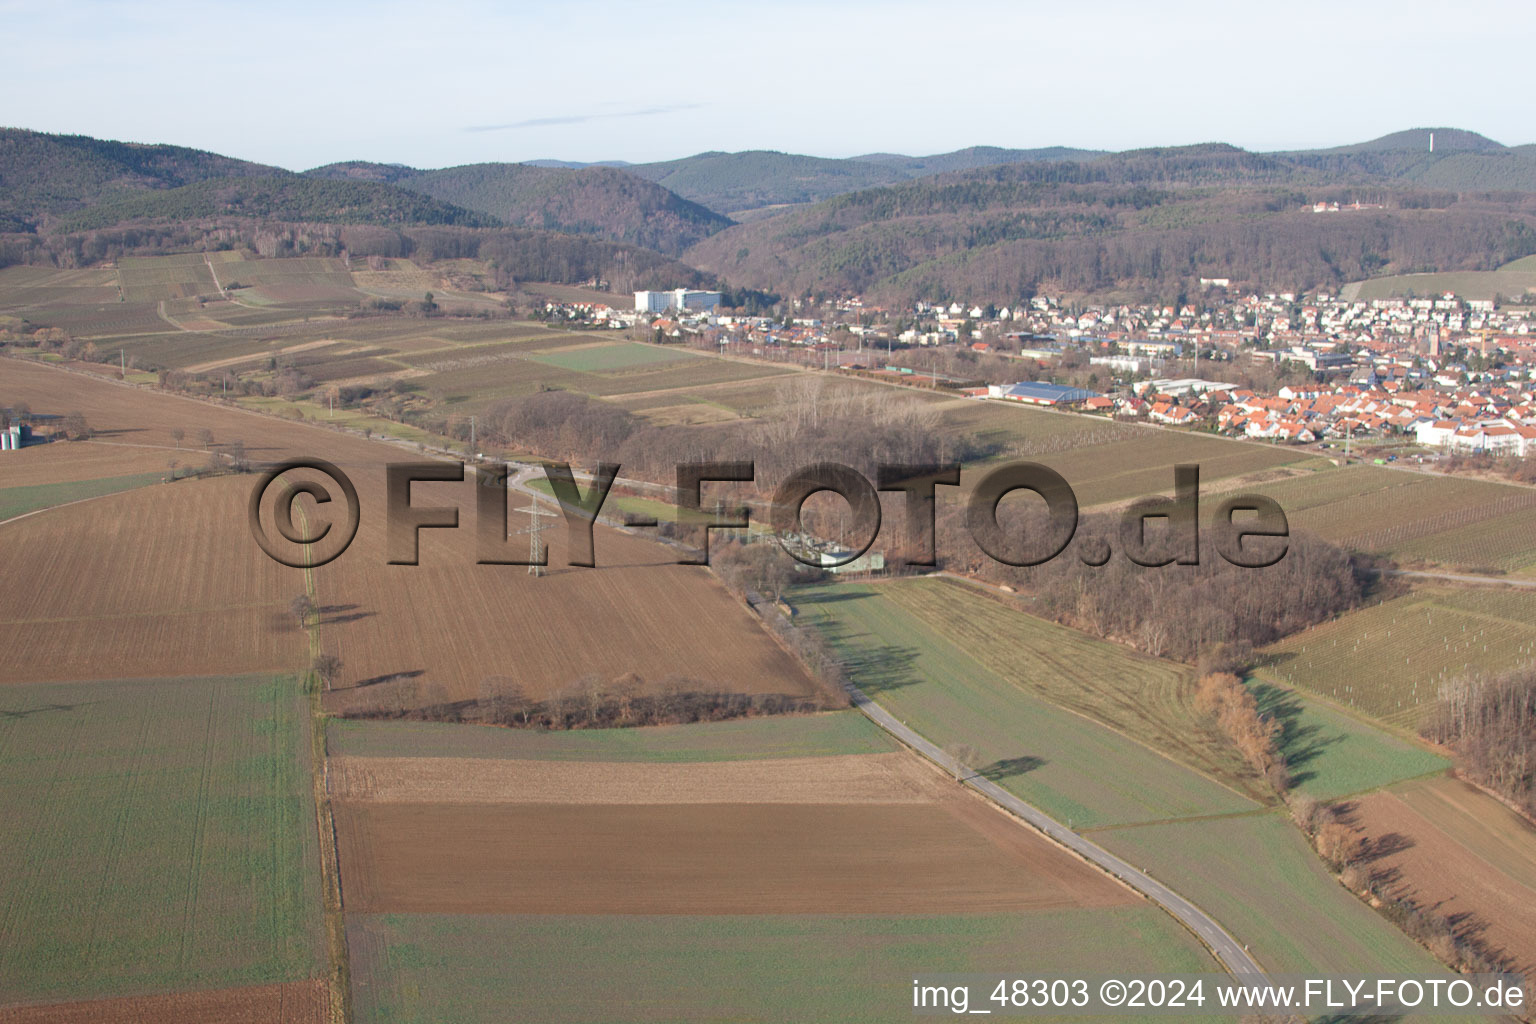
[827,670,1269,980]
[887,572,1270,806]
[0,487,155,528]
[1076,806,1279,834]
[293,491,352,1024]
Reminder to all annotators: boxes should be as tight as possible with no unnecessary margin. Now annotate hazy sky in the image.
[2,0,1529,170]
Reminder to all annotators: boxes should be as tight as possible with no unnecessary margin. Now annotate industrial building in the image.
[987,381,1102,406]
[634,288,722,314]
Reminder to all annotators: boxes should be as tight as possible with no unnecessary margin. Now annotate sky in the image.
[2,0,1530,171]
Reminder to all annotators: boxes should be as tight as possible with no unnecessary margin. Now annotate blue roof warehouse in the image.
[987,382,1103,406]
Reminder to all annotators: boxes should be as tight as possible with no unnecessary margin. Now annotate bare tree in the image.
[478,675,529,725]
[61,411,91,441]
[945,743,980,781]
[290,594,316,629]
[311,653,343,688]
[171,427,184,448]
[225,440,249,473]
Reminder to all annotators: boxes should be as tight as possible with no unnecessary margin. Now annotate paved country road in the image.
[508,463,1266,978]
[842,681,1268,981]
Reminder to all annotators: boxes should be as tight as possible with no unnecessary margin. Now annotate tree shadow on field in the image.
[978,756,1045,781]
[1251,680,1344,789]
[791,589,876,605]
[804,617,923,698]
[1361,831,1415,862]
[318,603,375,625]
[1252,650,1299,672]
[353,669,425,688]
[0,700,98,720]
[846,642,924,697]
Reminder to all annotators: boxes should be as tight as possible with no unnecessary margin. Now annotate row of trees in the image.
[1195,671,1289,793]
[342,672,828,730]
[468,380,991,497]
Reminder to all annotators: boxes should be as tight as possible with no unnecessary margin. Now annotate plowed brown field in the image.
[0,360,816,703]
[0,980,327,1024]
[0,478,304,682]
[1353,776,1536,974]
[0,441,177,489]
[333,751,1135,916]
[330,751,935,804]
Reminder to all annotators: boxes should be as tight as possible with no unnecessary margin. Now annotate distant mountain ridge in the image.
[1300,127,1505,154]
[7,125,1536,304]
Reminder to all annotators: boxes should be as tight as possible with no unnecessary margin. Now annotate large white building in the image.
[635,288,722,314]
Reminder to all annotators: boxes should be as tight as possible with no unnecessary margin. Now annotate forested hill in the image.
[9,126,1536,302]
[620,146,1110,213]
[595,132,1536,214]
[49,177,498,232]
[623,151,912,213]
[389,164,733,255]
[0,127,286,230]
[1281,129,1536,192]
[684,145,1536,303]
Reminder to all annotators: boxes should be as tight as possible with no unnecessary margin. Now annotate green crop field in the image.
[1259,587,1536,727]
[396,336,596,370]
[0,674,323,1004]
[0,472,164,522]
[528,341,693,373]
[348,908,1216,1024]
[329,710,897,762]
[1094,813,1451,977]
[579,356,792,397]
[791,582,1258,827]
[877,578,1263,796]
[949,418,1324,506]
[1227,464,1536,568]
[1250,681,1448,799]
[1346,269,1536,302]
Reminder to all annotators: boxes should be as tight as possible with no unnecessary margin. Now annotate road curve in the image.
[504,463,1266,978]
[842,680,1268,980]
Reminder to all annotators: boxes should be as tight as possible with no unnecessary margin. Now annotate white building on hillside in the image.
[635,289,722,314]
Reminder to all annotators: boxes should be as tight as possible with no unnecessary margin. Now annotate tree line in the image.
[934,501,1367,664]
[1423,665,1535,814]
[339,672,831,730]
